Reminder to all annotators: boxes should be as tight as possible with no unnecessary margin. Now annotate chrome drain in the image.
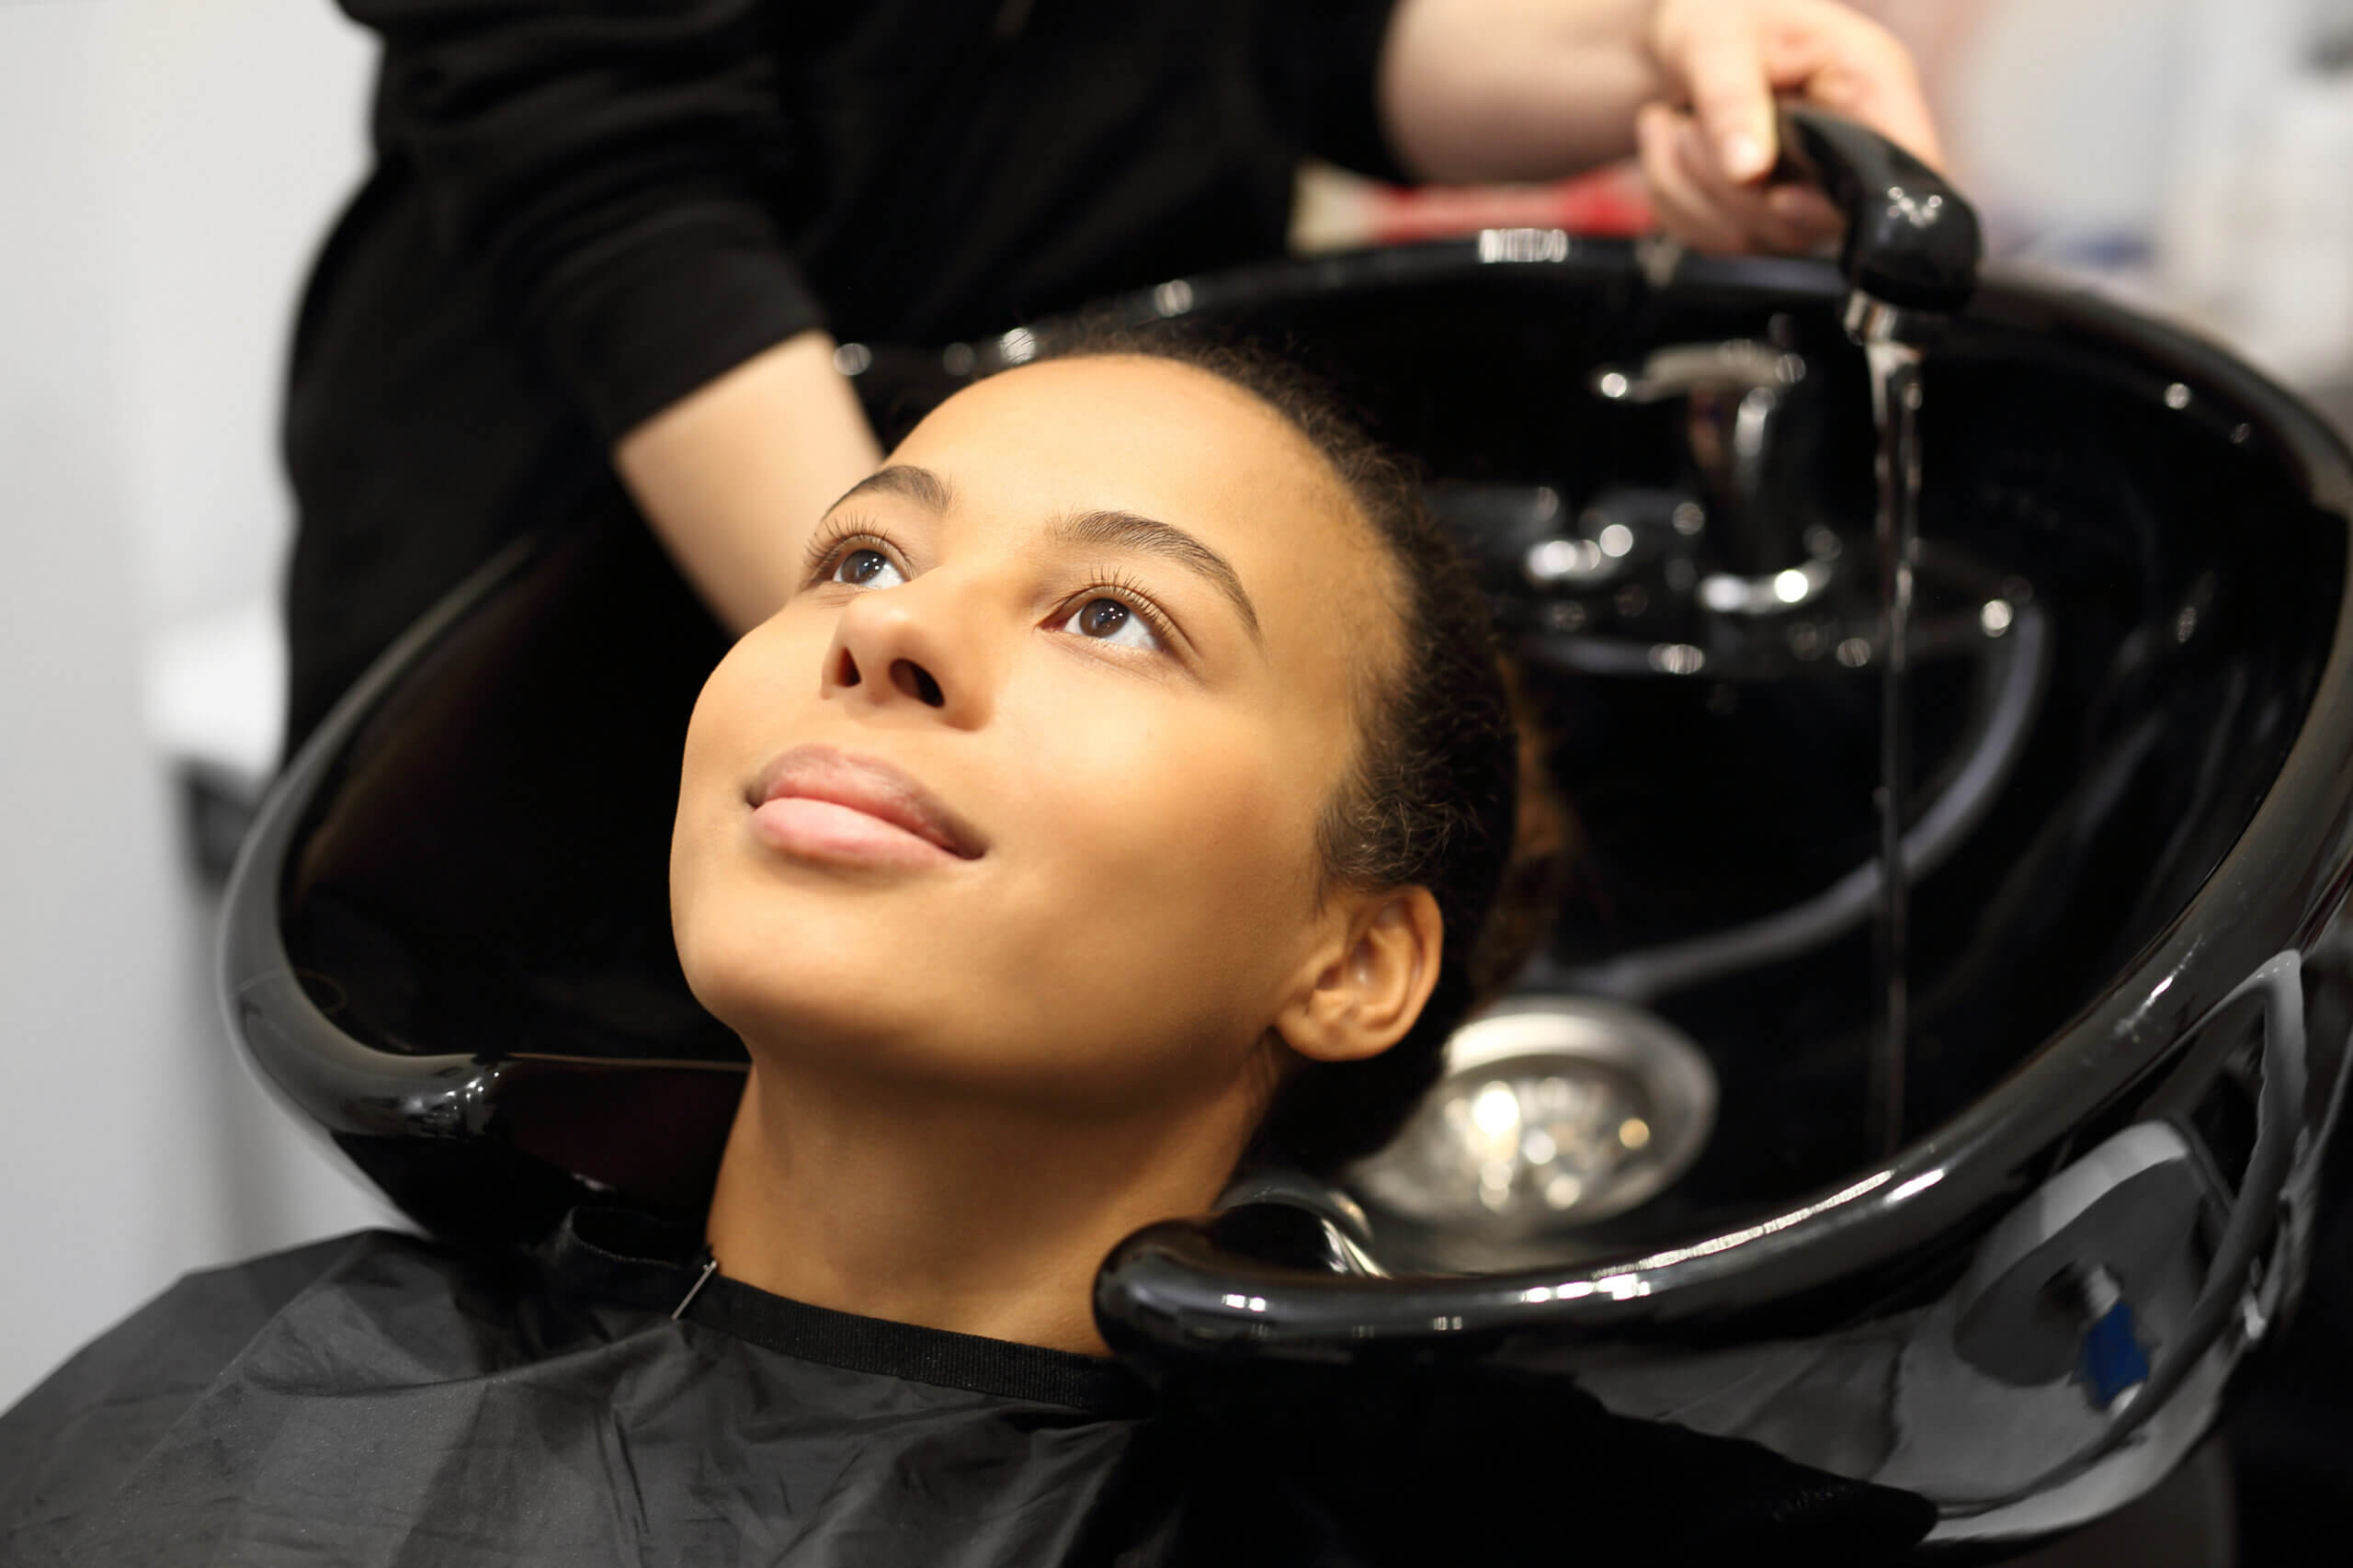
[1347,995,1717,1236]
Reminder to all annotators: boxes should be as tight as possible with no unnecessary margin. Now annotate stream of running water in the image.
[1863,335,1924,1162]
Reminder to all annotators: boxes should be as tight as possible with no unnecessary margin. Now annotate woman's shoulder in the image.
[0,1228,527,1561]
[3,1232,405,1432]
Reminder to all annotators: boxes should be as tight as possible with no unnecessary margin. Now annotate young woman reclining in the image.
[0,341,1929,1566]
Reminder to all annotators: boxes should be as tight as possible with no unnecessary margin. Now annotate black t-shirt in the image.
[0,1208,1934,1566]
[283,0,1409,751]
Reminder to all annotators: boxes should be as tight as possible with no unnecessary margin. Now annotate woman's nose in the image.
[820,582,992,728]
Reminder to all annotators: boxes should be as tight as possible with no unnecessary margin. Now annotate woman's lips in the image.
[745,744,984,868]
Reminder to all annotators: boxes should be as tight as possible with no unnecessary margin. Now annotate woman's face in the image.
[670,356,1403,1120]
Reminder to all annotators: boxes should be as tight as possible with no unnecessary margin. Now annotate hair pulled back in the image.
[1032,329,1529,1173]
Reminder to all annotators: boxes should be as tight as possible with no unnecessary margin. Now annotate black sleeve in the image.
[339,0,826,443]
[1254,0,1413,185]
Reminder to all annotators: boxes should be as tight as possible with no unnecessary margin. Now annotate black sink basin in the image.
[223,236,2353,1547]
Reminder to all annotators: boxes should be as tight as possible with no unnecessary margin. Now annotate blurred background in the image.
[3,0,2351,1418]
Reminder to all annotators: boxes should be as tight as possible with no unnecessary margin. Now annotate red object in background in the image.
[1365,164,1655,244]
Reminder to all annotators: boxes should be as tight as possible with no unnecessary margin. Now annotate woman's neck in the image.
[702,1061,1258,1356]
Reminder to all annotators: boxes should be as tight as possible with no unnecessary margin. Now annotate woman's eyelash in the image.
[801,518,902,585]
[801,528,1184,651]
[1068,567,1181,650]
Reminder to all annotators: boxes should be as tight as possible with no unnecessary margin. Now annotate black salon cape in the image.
[0,1209,1932,1567]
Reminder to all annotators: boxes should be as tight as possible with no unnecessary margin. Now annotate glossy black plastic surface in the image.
[222,508,747,1238]
[1078,246,2353,1543]
[1774,105,1984,312]
[222,236,2353,1545]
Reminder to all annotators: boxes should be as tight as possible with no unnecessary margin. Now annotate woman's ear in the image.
[1275,888,1444,1065]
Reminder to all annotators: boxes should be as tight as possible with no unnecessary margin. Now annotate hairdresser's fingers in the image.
[1642,103,1820,256]
[1667,112,1826,254]
[1653,0,1776,184]
[1766,182,1844,247]
[1652,0,1945,194]
[1636,102,1752,255]
[1756,1,1946,171]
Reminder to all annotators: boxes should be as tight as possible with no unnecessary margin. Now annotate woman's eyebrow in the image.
[821,467,1262,644]
[828,464,954,513]
[1048,509,1263,643]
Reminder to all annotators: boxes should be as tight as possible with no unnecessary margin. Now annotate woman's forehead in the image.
[895,358,1347,534]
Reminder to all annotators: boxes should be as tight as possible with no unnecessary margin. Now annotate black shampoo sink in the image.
[224,235,2353,1547]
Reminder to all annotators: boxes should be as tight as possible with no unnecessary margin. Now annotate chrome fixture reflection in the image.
[1591,335,1813,589]
[1348,997,1716,1238]
[1438,330,2029,689]
[1557,592,2048,1006]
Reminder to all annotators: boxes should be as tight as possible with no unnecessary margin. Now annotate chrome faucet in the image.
[1591,335,1836,618]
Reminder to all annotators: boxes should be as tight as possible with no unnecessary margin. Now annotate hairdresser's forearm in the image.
[614,331,884,635]
[1378,0,1665,184]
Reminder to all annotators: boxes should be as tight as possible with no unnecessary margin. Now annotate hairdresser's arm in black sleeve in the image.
[343,0,880,631]
[1254,0,1415,181]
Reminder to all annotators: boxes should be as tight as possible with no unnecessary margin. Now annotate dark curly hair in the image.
[1031,329,1546,1174]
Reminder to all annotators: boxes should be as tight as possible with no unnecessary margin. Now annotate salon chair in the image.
[223,119,2353,1558]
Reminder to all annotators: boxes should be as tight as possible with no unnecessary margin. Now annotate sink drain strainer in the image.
[1349,995,1717,1236]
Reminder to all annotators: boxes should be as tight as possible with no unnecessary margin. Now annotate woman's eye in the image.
[1061,597,1163,652]
[831,548,905,589]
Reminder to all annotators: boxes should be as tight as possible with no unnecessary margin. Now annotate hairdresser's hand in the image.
[1636,0,1944,254]
[616,332,883,635]
[1379,0,1944,256]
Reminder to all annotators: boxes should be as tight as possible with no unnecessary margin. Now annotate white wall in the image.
[1930,0,2353,388]
[0,0,389,1412]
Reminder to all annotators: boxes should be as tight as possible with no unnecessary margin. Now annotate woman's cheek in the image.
[1029,702,1314,944]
